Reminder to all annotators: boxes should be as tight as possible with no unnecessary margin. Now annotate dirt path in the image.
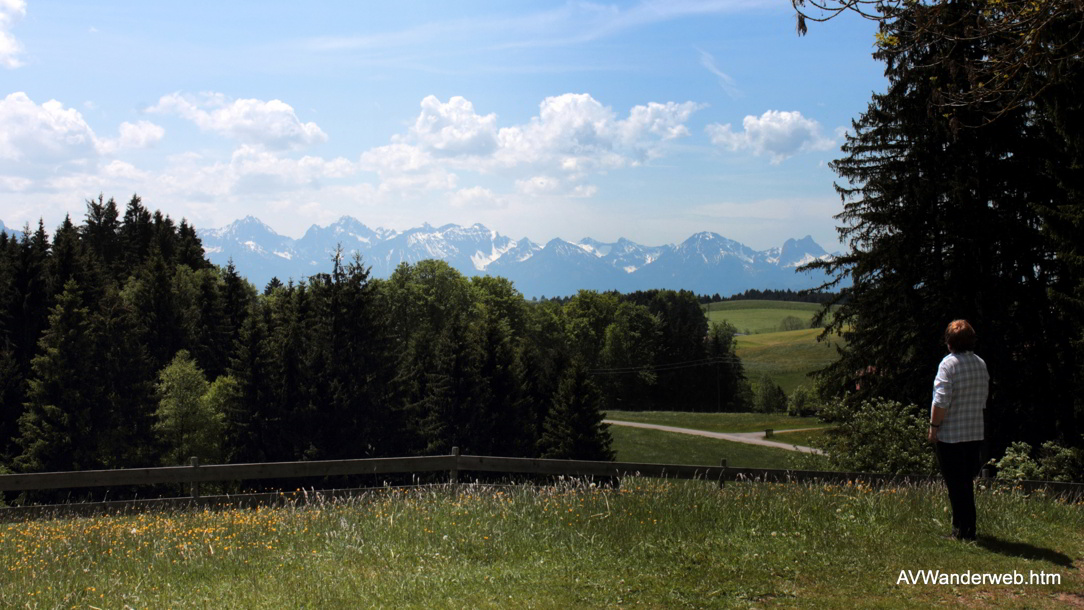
[603,420,826,455]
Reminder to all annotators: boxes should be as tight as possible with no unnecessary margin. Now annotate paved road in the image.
[603,420,826,456]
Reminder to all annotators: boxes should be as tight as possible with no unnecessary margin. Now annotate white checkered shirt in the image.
[932,351,989,443]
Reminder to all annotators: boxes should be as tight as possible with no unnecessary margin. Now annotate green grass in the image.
[606,410,822,434]
[3,482,1080,607]
[704,300,831,335]
[608,423,823,470]
[773,427,829,449]
[735,328,845,393]
[699,300,844,393]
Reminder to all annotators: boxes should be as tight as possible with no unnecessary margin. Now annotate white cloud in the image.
[515,174,598,199]
[515,175,561,196]
[496,94,702,170]
[410,95,498,156]
[102,159,150,181]
[150,92,328,150]
[621,101,701,145]
[0,91,364,233]
[0,92,98,164]
[0,93,169,192]
[157,145,358,200]
[228,145,354,184]
[0,0,26,69]
[96,120,166,154]
[0,174,31,192]
[360,142,457,192]
[116,120,166,149]
[707,110,835,164]
[698,49,742,99]
[450,186,506,209]
[367,93,701,199]
[571,184,599,198]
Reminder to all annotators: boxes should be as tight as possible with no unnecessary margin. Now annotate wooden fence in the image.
[1,448,1081,520]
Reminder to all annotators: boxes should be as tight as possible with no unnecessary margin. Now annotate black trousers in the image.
[935,440,983,539]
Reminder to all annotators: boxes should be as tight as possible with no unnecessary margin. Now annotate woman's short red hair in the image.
[945,319,977,352]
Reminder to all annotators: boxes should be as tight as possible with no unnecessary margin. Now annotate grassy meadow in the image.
[702,300,844,393]
[606,410,822,434]
[605,410,830,470]
[735,328,845,394]
[607,424,821,470]
[3,481,1080,608]
[703,300,830,335]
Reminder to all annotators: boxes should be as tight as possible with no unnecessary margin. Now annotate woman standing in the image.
[928,319,990,541]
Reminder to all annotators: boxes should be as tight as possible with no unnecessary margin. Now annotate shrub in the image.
[778,315,806,332]
[992,441,1041,481]
[993,440,1084,483]
[786,385,820,417]
[753,375,787,413]
[816,397,937,475]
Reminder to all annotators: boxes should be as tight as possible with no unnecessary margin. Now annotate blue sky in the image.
[0,1,884,250]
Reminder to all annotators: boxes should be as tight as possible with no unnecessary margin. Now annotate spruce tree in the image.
[92,289,157,468]
[175,219,210,271]
[16,281,99,472]
[82,195,122,279]
[224,304,275,463]
[120,195,153,269]
[539,361,614,461]
[0,235,18,461]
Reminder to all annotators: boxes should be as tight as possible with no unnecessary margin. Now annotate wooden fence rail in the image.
[1,449,1081,521]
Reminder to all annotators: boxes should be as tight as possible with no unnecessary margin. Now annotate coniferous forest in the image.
[0,195,750,476]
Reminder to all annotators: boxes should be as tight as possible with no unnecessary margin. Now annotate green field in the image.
[4,481,1080,607]
[704,299,831,335]
[605,410,830,470]
[606,410,822,434]
[608,424,828,470]
[735,327,845,393]
[701,300,844,393]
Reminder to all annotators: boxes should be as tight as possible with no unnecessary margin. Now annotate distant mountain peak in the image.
[780,234,831,268]
[198,215,841,297]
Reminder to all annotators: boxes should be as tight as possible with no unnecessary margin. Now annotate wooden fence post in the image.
[718,458,727,489]
[450,447,460,485]
[189,457,200,500]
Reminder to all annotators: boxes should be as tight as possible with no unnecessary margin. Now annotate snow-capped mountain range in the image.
[197,216,837,298]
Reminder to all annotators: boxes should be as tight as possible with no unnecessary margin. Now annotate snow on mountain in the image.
[371,223,519,277]
[197,216,840,297]
[576,238,612,258]
[779,235,831,268]
[581,238,668,275]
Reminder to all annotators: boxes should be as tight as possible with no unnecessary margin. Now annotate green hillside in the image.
[700,301,844,393]
[735,327,844,393]
[703,299,830,335]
